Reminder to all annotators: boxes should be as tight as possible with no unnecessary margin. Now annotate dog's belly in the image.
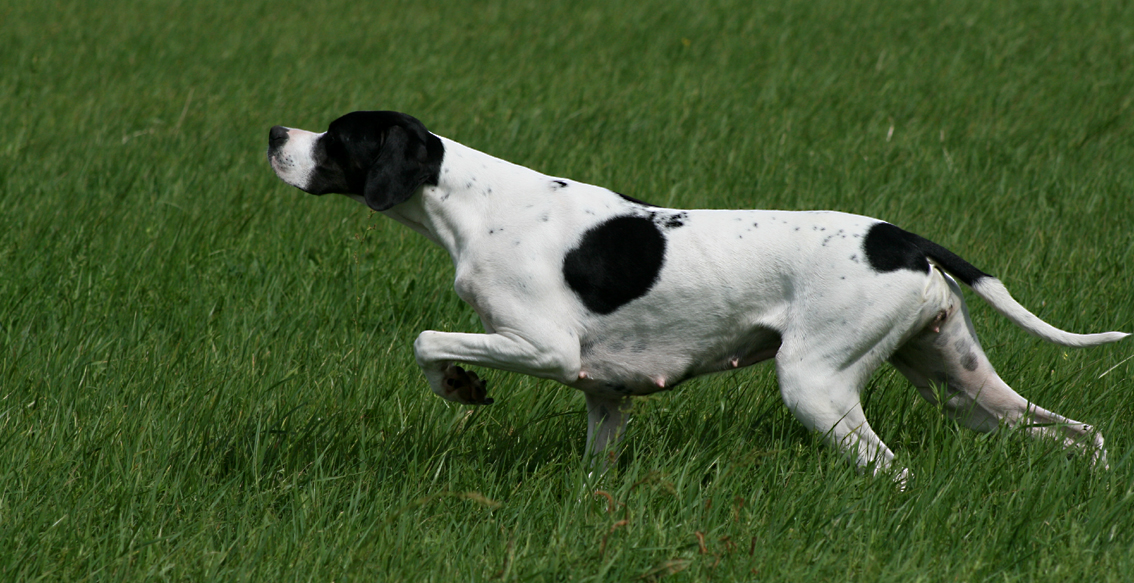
[574,320,782,396]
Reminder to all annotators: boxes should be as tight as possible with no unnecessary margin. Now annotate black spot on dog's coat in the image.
[563,216,666,315]
[645,211,688,229]
[662,212,687,229]
[862,222,989,286]
[615,192,657,207]
[863,223,930,275]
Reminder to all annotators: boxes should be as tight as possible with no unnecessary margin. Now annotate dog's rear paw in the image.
[443,365,494,405]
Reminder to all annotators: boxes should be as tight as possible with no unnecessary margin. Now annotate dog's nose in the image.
[269,125,289,146]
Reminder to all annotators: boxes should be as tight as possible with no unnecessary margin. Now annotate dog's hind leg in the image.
[776,353,907,483]
[888,275,1107,467]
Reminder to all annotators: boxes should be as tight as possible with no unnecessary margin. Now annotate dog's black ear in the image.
[363,121,443,212]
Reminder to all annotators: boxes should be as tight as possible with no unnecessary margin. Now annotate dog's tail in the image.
[916,236,1129,348]
[965,278,1128,347]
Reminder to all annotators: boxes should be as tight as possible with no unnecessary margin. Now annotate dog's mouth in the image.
[268,151,306,190]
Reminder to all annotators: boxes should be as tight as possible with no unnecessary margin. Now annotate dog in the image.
[267,110,1127,481]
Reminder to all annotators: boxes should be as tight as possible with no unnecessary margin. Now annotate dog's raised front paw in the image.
[442,365,494,405]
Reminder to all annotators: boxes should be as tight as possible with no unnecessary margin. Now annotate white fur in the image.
[970,278,1129,347]
[269,128,323,191]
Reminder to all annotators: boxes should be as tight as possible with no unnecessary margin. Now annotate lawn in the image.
[1,0,1132,580]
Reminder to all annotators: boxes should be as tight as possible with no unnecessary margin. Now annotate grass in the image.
[1,0,1133,580]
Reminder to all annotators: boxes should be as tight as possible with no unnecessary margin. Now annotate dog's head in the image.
[267,111,444,211]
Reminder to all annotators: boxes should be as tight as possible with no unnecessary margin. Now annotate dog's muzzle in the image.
[267,125,322,191]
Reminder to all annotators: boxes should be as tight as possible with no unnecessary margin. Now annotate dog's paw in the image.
[442,365,493,405]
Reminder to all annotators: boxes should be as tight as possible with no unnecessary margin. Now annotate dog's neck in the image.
[380,136,551,262]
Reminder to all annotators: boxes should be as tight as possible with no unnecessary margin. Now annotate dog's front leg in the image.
[585,393,630,471]
[413,329,580,405]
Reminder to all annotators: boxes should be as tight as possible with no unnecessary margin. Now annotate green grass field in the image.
[2,0,1133,580]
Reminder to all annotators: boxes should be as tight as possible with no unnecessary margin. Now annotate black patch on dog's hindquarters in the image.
[863,223,930,275]
[563,216,666,315]
[863,222,990,286]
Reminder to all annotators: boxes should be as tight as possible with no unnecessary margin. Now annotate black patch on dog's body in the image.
[563,216,666,315]
[863,223,930,274]
[863,222,989,286]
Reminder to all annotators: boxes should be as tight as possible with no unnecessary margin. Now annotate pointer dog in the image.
[268,111,1127,480]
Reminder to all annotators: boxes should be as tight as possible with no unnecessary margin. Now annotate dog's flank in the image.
[268,110,1128,482]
